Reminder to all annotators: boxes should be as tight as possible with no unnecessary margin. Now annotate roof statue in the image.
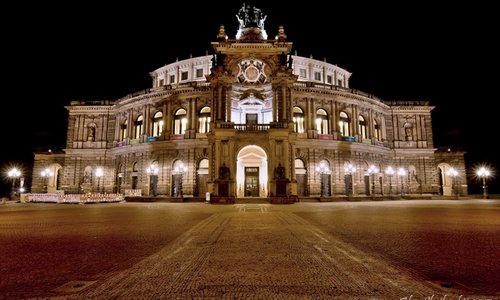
[235,3,268,40]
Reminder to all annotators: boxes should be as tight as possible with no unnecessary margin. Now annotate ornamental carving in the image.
[236,59,268,84]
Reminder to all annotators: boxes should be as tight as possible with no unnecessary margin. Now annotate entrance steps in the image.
[235,197,269,204]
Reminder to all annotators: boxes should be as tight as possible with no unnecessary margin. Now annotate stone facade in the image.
[32,5,466,199]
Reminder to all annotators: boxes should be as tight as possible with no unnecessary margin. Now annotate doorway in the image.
[237,145,268,197]
[246,113,258,125]
[245,167,259,196]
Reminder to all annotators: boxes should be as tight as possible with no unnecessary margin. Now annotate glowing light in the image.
[476,166,491,199]
[146,164,159,175]
[344,164,356,174]
[367,165,379,175]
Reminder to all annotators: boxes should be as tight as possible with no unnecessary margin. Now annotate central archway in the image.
[237,145,268,197]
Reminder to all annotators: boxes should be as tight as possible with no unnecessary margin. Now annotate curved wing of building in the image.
[33,5,466,201]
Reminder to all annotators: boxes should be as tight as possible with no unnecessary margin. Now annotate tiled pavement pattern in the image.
[1,201,498,299]
[59,205,437,299]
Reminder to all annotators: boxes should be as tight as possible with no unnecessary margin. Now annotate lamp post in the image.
[385,166,395,196]
[397,167,407,196]
[40,167,54,193]
[446,167,458,198]
[476,167,491,199]
[8,168,21,200]
[367,165,379,196]
[344,163,357,196]
[146,164,159,196]
[174,163,188,197]
[95,167,104,193]
[316,162,330,197]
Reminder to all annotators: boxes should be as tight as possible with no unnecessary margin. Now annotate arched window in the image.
[293,107,305,133]
[374,119,381,141]
[152,112,163,137]
[315,109,329,134]
[359,115,368,139]
[119,119,128,141]
[295,159,306,173]
[134,115,143,139]
[339,111,350,137]
[174,109,187,135]
[198,106,211,133]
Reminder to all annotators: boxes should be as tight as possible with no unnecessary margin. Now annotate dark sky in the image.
[2,2,498,195]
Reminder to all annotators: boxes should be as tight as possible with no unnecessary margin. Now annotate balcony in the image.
[234,124,270,131]
[215,122,288,131]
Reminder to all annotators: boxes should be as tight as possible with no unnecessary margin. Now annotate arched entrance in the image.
[196,159,209,196]
[295,158,307,196]
[438,163,453,196]
[237,145,268,197]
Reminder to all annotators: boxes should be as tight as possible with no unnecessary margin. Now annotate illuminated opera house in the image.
[32,4,467,202]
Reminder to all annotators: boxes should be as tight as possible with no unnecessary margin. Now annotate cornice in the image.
[66,106,113,115]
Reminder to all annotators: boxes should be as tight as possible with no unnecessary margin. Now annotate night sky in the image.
[2,2,498,195]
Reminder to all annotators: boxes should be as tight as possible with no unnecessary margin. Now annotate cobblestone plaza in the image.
[1,200,498,299]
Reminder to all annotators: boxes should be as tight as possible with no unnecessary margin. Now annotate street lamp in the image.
[344,163,357,196]
[385,166,395,196]
[40,167,54,193]
[146,164,159,196]
[397,167,407,196]
[174,162,188,197]
[476,167,491,199]
[95,167,104,193]
[8,168,21,199]
[446,167,458,198]
[316,162,330,196]
[367,165,379,196]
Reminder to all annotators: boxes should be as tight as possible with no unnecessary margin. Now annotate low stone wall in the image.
[24,193,124,204]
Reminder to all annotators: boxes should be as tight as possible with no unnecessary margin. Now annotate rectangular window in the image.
[314,71,321,81]
[327,75,332,84]
[170,75,175,84]
[181,71,188,81]
[337,79,343,87]
[159,79,164,86]
[299,69,307,78]
[196,69,204,78]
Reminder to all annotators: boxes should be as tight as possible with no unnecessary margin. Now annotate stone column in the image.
[163,101,168,139]
[143,105,149,137]
[114,114,120,141]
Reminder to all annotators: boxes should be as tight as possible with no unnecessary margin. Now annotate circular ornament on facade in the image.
[237,59,267,84]
[245,66,259,81]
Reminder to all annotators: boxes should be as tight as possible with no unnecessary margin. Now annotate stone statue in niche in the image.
[83,170,91,183]
[87,126,96,141]
[404,124,413,141]
[274,163,286,180]
[219,163,230,180]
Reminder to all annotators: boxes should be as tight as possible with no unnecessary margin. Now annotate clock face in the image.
[237,59,267,84]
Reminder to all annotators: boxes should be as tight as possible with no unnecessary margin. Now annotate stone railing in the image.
[234,124,270,131]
